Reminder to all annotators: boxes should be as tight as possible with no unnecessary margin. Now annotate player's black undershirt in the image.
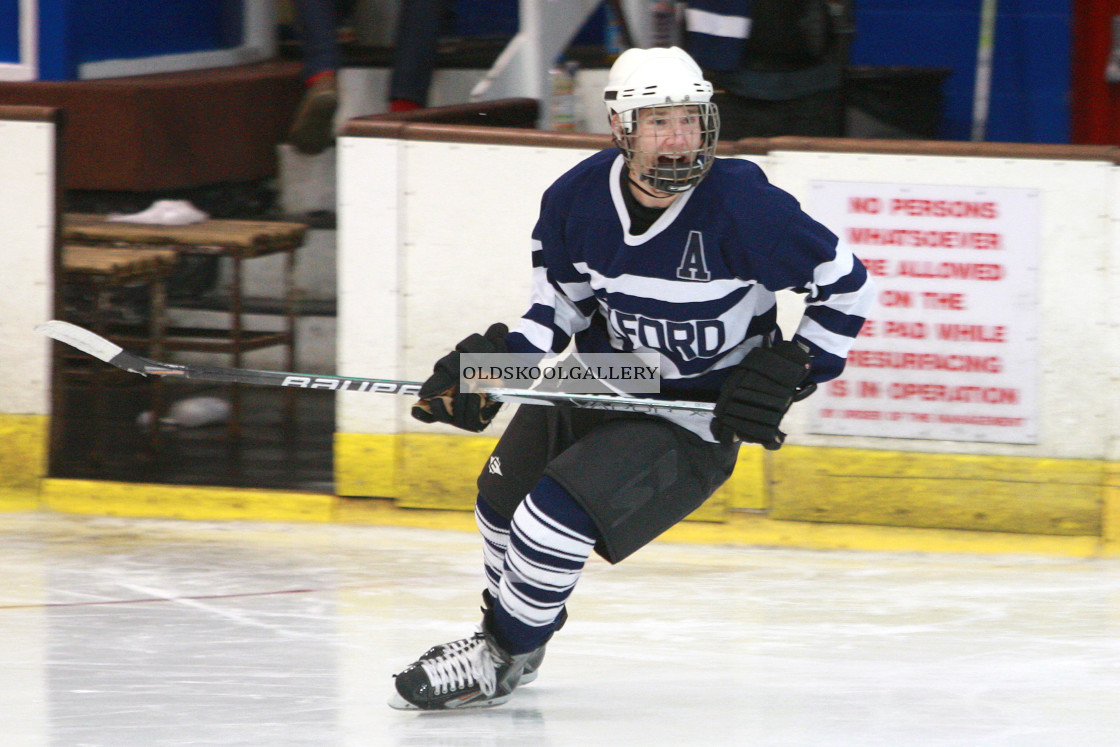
[619,167,667,235]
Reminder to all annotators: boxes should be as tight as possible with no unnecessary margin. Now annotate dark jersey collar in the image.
[618,166,668,236]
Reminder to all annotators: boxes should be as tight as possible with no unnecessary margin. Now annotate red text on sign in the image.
[935,324,1006,342]
[848,350,1002,373]
[847,228,1002,250]
[889,199,999,219]
[922,292,966,310]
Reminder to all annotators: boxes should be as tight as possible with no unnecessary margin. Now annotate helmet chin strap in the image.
[630,163,701,197]
[627,171,676,200]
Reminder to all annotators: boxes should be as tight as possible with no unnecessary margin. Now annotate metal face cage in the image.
[612,102,720,194]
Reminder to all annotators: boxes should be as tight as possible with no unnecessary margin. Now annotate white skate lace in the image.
[419,633,498,697]
[427,637,473,658]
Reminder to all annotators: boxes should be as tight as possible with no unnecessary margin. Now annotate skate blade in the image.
[386,692,513,711]
[387,692,418,710]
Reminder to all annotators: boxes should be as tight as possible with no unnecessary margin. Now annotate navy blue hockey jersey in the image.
[506,149,873,438]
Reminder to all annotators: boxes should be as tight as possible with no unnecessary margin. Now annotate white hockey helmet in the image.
[603,47,719,193]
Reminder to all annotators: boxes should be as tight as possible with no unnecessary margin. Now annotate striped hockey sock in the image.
[475,497,512,601]
[493,477,599,655]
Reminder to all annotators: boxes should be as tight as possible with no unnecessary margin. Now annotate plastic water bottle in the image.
[549,61,580,132]
[137,396,230,431]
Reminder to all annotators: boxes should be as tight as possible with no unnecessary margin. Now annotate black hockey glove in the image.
[411,323,509,432]
[710,341,815,450]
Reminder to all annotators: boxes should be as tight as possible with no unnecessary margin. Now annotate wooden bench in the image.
[62,214,309,438]
[59,245,181,457]
[61,244,180,351]
[63,244,181,278]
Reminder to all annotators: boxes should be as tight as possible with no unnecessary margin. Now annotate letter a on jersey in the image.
[677,231,711,281]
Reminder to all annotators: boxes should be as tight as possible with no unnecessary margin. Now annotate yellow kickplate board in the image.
[335,434,1114,537]
[333,431,768,522]
[0,414,48,510]
[769,446,1107,536]
[41,479,334,523]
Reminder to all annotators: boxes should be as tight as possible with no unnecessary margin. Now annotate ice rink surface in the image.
[1,511,1118,747]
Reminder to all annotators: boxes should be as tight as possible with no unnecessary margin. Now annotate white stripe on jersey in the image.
[796,315,864,358]
[528,239,596,302]
[517,263,593,351]
[807,282,877,319]
[558,278,595,302]
[535,268,593,329]
[685,8,751,39]
[520,257,778,376]
[571,260,757,304]
[518,320,556,354]
[811,241,856,288]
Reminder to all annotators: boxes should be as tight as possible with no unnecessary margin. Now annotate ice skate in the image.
[388,625,533,710]
[413,591,565,685]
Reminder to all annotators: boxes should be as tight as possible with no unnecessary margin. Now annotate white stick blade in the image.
[36,320,123,363]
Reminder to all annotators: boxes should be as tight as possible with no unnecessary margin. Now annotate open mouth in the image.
[656,155,695,171]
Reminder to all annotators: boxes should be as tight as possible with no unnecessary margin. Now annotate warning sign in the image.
[806,181,1040,444]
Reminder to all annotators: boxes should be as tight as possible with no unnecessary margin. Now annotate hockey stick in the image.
[37,320,715,420]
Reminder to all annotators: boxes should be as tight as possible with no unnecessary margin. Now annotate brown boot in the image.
[288,73,339,155]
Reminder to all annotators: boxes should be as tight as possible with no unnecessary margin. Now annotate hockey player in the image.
[389,46,874,710]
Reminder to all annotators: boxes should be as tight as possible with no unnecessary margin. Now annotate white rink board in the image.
[337,137,1120,460]
[0,118,54,416]
[336,135,403,435]
[337,136,599,435]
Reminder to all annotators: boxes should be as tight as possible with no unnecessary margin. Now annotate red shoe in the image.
[389,98,423,113]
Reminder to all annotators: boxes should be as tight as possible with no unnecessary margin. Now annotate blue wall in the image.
[37,0,243,80]
[0,0,20,63]
[849,0,1071,143]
